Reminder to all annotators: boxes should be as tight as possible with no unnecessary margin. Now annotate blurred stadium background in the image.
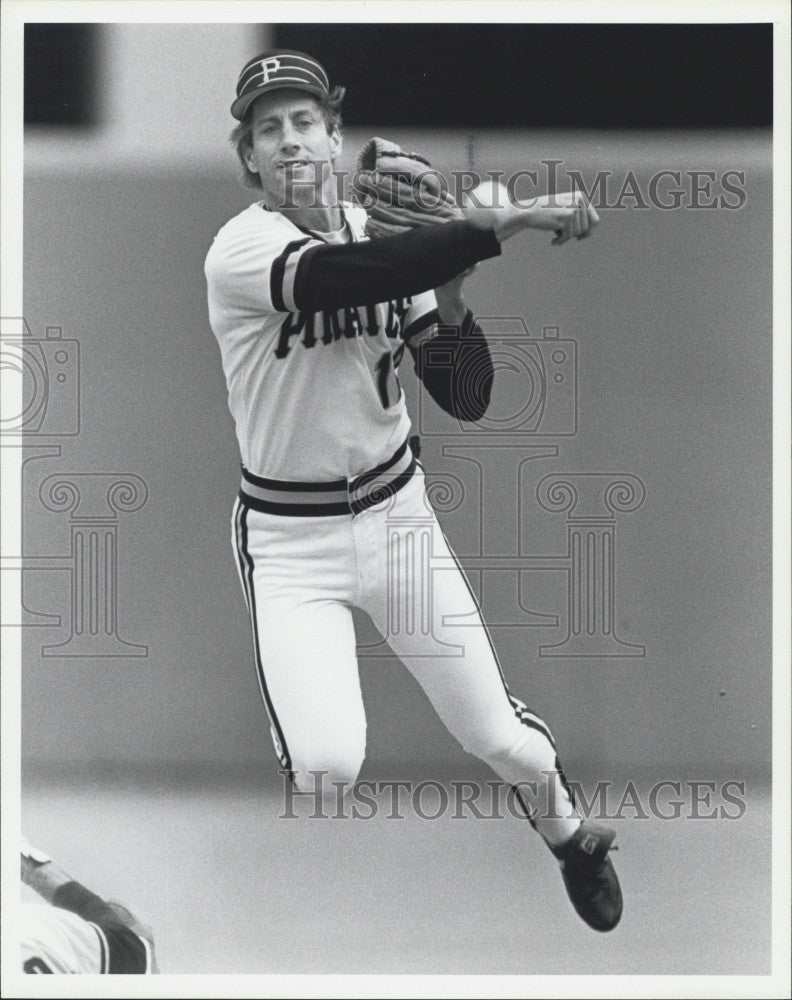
[18,22,772,975]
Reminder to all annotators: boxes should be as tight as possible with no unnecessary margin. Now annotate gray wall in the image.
[20,129,771,777]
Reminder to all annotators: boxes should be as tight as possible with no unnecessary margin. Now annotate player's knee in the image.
[465,720,558,775]
[291,747,365,799]
[461,730,513,765]
[451,712,516,761]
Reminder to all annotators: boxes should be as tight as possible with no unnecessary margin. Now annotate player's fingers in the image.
[577,201,590,237]
[553,207,575,226]
[575,203,599,240]
[581,201,592,234]
[572,185,589,229]
[551,205,577,244]
[568,191,585,237]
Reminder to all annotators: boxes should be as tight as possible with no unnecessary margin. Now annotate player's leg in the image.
[232,499,366,798]
[356,473,622,930]
[354,473,579,845]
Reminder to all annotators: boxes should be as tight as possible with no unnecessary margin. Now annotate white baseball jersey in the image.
[204,202,438,481]
[21,903,153,974]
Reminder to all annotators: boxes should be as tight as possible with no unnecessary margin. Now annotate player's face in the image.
[243,91,342,211]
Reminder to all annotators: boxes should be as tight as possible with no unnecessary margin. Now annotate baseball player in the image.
[204,49,622,932]
[20,837,157,973]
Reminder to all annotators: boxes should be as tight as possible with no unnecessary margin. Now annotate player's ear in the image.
[329,128,342,162]
[242,142,259,174]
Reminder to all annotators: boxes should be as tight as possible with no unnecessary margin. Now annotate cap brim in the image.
[231,80,327,121]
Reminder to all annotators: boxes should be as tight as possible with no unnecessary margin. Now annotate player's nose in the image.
[279,123,301,152]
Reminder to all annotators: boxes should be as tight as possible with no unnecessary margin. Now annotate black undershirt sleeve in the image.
[53,881,149,974]
[293,221,501,312]
[406,309,494,422]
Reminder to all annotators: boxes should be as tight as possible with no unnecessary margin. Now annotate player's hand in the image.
[463,181,599,245]
[524,189,600,245]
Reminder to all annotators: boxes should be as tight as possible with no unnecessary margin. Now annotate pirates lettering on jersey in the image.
[275,297,412,359]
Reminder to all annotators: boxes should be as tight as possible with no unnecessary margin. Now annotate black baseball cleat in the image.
[550,821,623,931]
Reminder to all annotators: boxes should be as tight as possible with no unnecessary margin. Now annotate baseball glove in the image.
[355,137,463,239]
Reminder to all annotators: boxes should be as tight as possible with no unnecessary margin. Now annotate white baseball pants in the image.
[231,456,579,845]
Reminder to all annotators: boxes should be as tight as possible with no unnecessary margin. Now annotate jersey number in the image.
[375,346,404,409]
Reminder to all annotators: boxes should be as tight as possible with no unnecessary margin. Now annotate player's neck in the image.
[277,198,344,236]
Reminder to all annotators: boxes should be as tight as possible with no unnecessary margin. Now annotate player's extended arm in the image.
[21,839,155,973]
[294,221,501,312]
[294,187,598,313]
